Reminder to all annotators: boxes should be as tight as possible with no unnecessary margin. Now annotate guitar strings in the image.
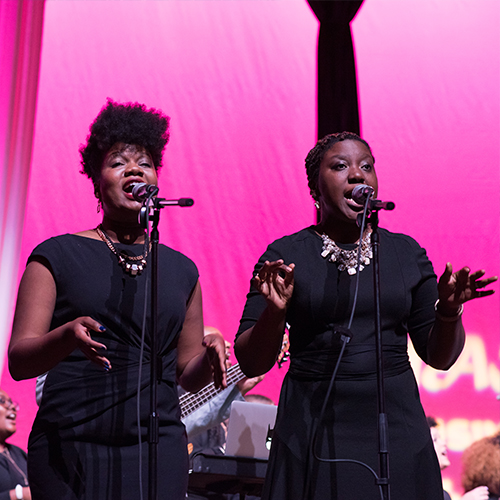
[179,364,243,419]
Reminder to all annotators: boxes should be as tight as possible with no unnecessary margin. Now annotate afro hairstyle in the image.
[80,98,170,188]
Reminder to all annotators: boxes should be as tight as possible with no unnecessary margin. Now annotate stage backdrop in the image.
[0,1,498,498]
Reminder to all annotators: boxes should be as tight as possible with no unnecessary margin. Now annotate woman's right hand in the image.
[234,262,294,377]
[251,260,295,312]
[69,317,111,371]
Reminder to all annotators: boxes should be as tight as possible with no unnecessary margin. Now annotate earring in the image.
[97,200,101,213]
[314,201,320,210]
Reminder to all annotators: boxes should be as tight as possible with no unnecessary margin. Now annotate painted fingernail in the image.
[99,326,106,331]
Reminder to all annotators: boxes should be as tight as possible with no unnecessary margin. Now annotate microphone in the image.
[351,185,375,205]
[351,185,395,211]
[133,183,194,208]
[131,183,159,202]
[157,198,194,207]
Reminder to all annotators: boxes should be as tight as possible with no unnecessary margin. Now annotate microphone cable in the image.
[303,190,384,500]
[136,190,155,500]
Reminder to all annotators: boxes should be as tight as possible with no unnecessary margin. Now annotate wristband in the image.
[15,484,23,500]
[434,300,464,322]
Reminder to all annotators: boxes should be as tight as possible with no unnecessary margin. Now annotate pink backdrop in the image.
[352,2,500,496]
[1,1,498,498]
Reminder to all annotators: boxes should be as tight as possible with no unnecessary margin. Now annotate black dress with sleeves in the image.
[27,234,199,500]
[237,227,444,500]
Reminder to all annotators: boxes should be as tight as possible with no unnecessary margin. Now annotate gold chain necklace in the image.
[95,225,150,276]
[1,447,28,485]
[320,228,373,275]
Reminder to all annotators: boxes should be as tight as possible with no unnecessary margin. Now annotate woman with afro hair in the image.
[461,432,500,500]
[8,99,226,499]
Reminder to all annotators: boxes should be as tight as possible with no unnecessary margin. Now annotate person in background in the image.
[461,431,500,500]
[234,132,497,500]
[427,416,451,478]
[427,416,489,500]
[182,330,264,441]
[8,99,226,500]
[0,388,30,500]
[183,328,289,443]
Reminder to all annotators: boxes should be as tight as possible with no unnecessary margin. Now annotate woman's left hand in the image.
[202,332,227,390]
[437,263,497,311]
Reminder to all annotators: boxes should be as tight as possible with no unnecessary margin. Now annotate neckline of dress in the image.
[309,226,359,250]
[70,233,146,246]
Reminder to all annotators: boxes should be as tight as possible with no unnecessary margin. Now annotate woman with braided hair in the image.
[234,132,496,499]
[9,99,226,499]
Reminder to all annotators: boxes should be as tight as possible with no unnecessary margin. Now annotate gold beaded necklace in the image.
[95,224,150,276]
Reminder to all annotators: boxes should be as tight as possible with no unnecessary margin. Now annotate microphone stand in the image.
[366,206,390,500]
[138,193,194,500]
[148,204,160,500]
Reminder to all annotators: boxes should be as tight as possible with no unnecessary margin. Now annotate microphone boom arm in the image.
[368,200,395,211]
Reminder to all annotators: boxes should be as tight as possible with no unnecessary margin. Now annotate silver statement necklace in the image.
[95,225,149,276]
[320,228,373,275]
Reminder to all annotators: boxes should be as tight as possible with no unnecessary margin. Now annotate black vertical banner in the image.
[307,0,364,138]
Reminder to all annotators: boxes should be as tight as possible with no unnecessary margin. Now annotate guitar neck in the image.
[179,363,246,420]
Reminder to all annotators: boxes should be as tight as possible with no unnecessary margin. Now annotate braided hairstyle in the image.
[80,98,170,193]
[305,131,374,200]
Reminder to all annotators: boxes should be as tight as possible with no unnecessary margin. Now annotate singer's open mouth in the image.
[345,191,364,210]
[123,180,142,193]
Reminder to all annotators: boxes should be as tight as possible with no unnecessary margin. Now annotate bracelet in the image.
[15,484,23,500]
[434,300,464,322]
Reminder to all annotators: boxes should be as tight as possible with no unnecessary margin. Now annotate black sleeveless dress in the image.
[27,235,198,500]
[237,227,445,500]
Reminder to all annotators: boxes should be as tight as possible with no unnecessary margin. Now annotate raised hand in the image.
[437,263,497,312]
[251,260,295,312]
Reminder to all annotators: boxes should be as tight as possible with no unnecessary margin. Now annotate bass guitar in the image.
[180,333,290,420]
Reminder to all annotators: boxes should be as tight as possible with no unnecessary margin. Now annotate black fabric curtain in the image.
[307,0,364,139]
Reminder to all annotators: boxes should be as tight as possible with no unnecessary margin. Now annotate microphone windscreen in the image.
[351,185,374,205]
[132,183,158,202]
